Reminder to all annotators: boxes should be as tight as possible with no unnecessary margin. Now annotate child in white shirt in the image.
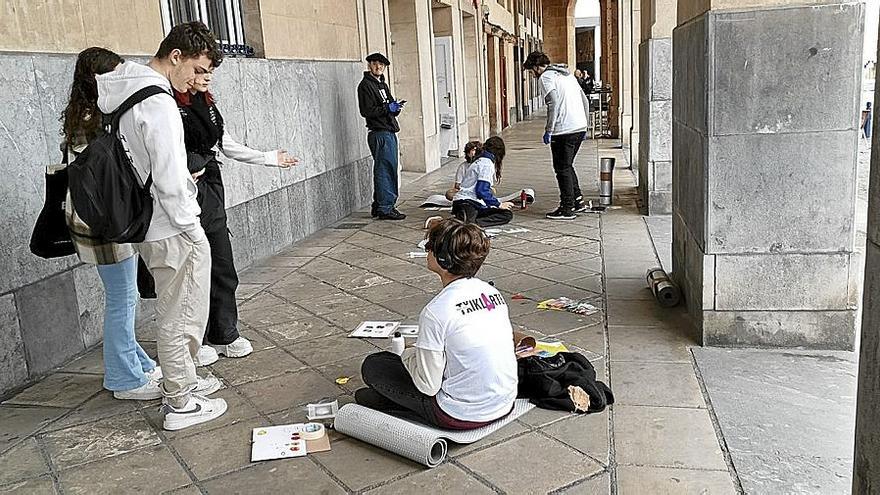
[445,140,483,201]
[451,136,514,227]
[355,219,518,429]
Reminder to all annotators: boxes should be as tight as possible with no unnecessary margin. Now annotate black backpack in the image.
[67,86,169,243]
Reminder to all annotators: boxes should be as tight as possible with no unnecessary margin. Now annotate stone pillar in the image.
[463,11,488,141]
[600,0,620,137]
[389,0,440,173]
[543,0,576,68]
[638,0,674,214]
[671,0,864,349]
[853,26,880,495]
[626,0,641,171]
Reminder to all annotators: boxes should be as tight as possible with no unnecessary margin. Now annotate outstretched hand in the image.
[277,150,299,168]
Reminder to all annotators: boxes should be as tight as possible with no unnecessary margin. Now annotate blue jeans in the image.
[97,255,157,391]
[367,131,400,214]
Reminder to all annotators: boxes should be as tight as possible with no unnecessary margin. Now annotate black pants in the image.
[355,352,442,427]
[452,200,513,228]
[197,162,240,345]
[550,132,585,209]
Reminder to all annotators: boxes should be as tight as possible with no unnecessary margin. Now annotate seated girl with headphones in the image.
[451,136,515,227]
[355,218,518,429]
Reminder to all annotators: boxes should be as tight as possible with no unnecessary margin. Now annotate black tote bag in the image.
[29,147,75,259]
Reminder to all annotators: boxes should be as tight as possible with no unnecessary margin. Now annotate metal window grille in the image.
[159,0,254,57]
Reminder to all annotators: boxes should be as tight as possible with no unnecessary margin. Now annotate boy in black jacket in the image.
[357,52,406,220]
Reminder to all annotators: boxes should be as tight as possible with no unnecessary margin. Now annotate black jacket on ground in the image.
[357,71,400,133]
[517,352,614,413]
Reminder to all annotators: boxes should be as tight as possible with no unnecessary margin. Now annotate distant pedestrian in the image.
[524,51,591,220]
[863,102,872,139]
[574,69,593,95]
[358,52,407,220]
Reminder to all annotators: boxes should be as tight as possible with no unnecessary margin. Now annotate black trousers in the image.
[197,162,240,345]
[550,132,585,209]
[355,351,442,427]
[452,200,513,228]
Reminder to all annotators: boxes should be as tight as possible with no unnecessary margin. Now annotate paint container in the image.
[599,157,615,206]
[646,267,681,308]
[391,332,405,356]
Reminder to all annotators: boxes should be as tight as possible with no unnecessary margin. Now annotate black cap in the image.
[366,52,391,66]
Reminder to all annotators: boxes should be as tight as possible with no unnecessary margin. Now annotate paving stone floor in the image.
[0,119,739,494]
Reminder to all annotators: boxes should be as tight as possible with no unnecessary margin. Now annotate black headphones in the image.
[433,224,460,272]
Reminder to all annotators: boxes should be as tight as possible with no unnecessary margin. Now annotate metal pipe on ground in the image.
[599,157,615,206]
[646,267,681,308]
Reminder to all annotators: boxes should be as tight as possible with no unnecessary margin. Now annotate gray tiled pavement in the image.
[0,119,737,494]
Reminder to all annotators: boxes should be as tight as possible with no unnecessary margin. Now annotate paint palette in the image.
[348,321,401,338]
[397,325,419,338]
[251,426,308,461]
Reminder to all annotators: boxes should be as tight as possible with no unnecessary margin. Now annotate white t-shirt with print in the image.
[452,156,495,206]
[415,277,518,422]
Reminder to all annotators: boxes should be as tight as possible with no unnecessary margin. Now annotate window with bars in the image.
[159,0,254,57]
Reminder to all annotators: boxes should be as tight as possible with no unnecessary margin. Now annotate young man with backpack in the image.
[95,22,226,430]
[524,51,591,220]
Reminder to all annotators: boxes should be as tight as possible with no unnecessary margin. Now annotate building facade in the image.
[0,0,547,397]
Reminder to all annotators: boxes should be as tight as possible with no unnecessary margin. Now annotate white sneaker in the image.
[196,373,223,396]
[145,366,163,381]
[210,337,253,358]
[194,345,219,367]
[113,379,162,401]
[162,394,228,431]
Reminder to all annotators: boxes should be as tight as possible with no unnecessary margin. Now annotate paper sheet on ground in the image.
[420,188,535,208]
[348,321,401,338]
[251,424,331,461]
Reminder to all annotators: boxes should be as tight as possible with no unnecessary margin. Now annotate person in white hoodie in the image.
[523,51,591,221]
[96,21,227,431]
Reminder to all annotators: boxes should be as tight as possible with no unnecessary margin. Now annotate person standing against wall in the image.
[357,52,406,221]
[176,59,298,367]
[97,22,226,430]
[524,51,591,220]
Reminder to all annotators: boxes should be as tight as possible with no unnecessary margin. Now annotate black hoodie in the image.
[357,71,400,133]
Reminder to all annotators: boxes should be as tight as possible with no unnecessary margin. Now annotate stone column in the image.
[388,0,440,173]
[543,0,576,68]
[463,10,488,141]
[671,0,864,349]
[853,26,880,495]
[637,0,674,214]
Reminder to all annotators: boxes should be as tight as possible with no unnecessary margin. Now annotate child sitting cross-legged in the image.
[355,218,518,429]
[451,136,514,227]
[445,140,483,201]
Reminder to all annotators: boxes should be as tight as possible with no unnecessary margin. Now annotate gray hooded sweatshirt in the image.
[97,62,201,242]
[538,64,591,136]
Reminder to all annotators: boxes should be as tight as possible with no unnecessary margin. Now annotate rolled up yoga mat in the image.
[333,404,448,467]
[333,399,535,468]
[646,267,681,308]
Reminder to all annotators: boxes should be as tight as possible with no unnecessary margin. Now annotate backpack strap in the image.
[109,85,172,132]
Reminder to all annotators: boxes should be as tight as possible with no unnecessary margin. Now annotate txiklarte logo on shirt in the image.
[455,293,507,315]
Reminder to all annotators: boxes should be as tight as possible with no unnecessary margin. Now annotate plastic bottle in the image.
[391,332,405,356]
